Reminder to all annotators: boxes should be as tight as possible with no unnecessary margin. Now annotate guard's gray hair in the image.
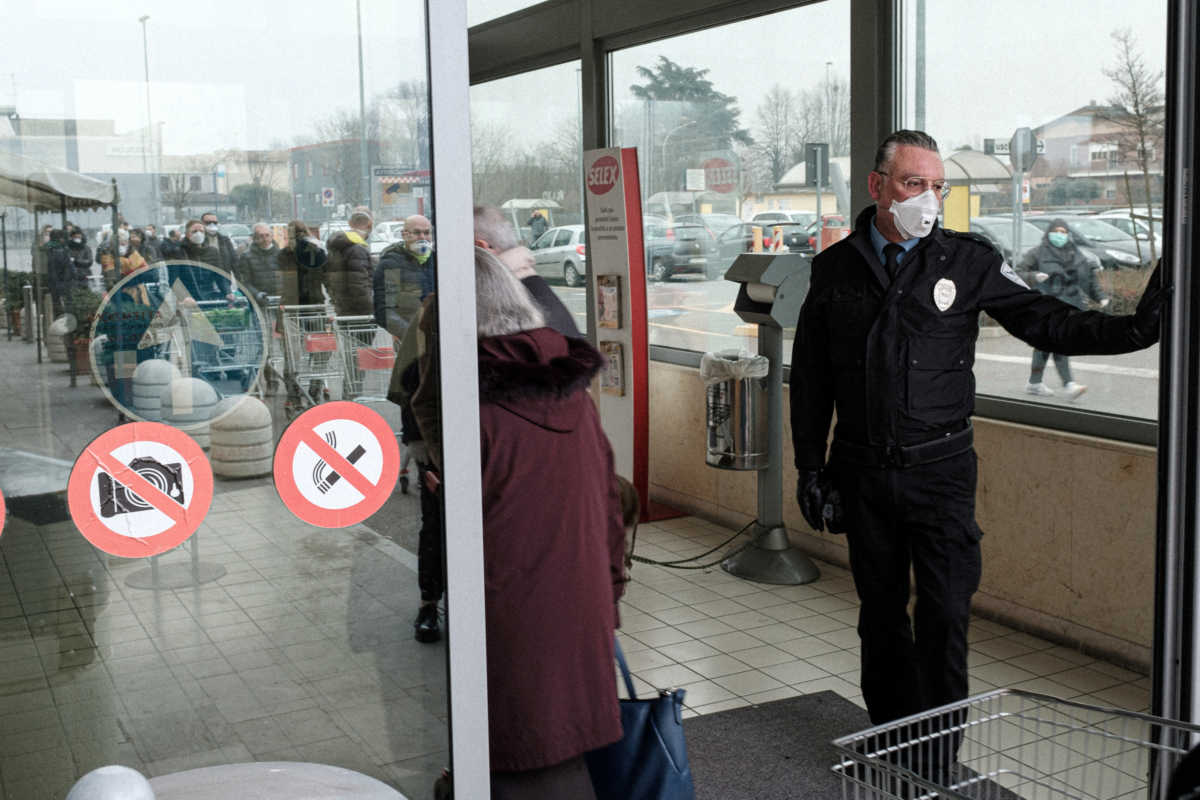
[349,209,373,228]
[476,246,545,338]
[874,129,940,172]
[473,204,520,252]
[253,223,271,235]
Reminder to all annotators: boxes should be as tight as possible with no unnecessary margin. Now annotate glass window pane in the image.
[468,0,544,26]
[609,3,850,361]
[0,3,452,796]
[470,60,587,328]
[900,0,1166,420]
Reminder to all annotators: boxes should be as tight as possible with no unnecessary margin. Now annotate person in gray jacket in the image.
[237,223,282,303]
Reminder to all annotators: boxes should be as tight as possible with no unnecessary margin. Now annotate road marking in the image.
[975,353,1158,378]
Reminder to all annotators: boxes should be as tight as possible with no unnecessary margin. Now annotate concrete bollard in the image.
[131,360,182,422]
[209,396,274,478]
[160,377,221,449]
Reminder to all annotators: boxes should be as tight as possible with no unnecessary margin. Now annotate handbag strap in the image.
[614,636,638,700]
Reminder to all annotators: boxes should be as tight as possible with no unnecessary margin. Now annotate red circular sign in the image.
[67,422,213,558]
[587,155,620,195]
[703,158,736,194]
[273,402,401,528]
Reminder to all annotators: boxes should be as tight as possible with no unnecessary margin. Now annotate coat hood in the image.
[478,328,604,432]
[328,230,366,253]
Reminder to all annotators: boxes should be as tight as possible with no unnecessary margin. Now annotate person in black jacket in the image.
[237,223,282,304]
[790,129,1162,776]
[374,214,435,338]
[324,210,374,316]
[66,226,93,291]
[45,229,73,314]
[200,211,237,272]
[1016,220,1109,400]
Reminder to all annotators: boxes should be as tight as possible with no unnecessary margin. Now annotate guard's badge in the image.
[933,278,956,312]
[1000,262,1030,289]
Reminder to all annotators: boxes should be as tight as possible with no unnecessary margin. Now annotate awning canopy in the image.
[0,150,117,213]
[500,198,562,211]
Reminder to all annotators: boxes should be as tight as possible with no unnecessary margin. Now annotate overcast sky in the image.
[0,0,1170,161]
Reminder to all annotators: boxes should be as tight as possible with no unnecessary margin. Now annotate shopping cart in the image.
[277,303,343,418]
[188,300,268,392]
[332,314,396,402]
[833,689,1200,800]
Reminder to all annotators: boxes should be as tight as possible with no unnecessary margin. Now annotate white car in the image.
[368,221,407,260]
[529,224,587,287]
[1091,210,1163,243]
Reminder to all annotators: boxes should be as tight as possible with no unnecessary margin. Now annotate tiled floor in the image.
[617,516,1150,721]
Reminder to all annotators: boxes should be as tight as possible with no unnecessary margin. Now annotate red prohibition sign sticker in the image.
[0,487,6,539]
[273,401,400,528]
[67,423,214,558]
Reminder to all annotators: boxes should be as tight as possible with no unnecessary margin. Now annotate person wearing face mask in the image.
[199,212,237,272]
[98,228,143,289]
[1016,220,1108,401]
[237,223,282,304]
[373,214,436,339]
[789,129,1164,778]
[179,219,234,301]
[324,209,375,316]
[65,226,93,295]
[141,224,162,262]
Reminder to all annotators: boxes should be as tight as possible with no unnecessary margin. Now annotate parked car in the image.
[529,224,587,287]
[368,221,406,262]
[644,221,713,281]
[1022,214,1148,269]
[1090,210,1164,243]
[710,222,811,280]
[965,216,1047,266]
[750,211,795,227]
[222,223,252,254]
[674,213,742,239]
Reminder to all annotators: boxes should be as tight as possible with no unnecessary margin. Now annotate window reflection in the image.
[901,0,1165,419]
[609,4,851,361]
[0,2,448,796]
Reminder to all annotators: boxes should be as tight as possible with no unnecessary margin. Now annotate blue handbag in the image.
[586,638,695,800]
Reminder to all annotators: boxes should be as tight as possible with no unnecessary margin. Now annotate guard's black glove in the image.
[1131,259,1165,347]
[797,469,827,532]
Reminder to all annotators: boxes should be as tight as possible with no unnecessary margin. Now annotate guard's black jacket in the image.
[790,206,1152,469]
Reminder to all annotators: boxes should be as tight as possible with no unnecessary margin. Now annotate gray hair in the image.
[253,222,271,235]
[874,129,940,172]
[349,209,373,229]
[473,204,520,252]
[476,246,545,338]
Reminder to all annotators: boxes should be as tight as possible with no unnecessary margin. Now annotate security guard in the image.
[790,130,1163,733]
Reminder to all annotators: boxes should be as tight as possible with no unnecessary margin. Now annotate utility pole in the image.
[139,15,158,224]
[356,0,370,210]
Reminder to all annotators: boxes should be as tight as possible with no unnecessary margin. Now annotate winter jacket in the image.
[46,242,74,306]
[324,230,373,316]
[237,244,282,300]
[476,327,625,772]
[1017,238,1105,311]
[373,242,434,338]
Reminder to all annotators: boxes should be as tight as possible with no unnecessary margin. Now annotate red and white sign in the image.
[0,487,6,539]
[587,155,620,196]
[68,423,213,558]
[273,401,400,528]
[703,158,736,194]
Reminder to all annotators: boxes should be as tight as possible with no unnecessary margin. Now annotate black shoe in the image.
[415,604,441,643]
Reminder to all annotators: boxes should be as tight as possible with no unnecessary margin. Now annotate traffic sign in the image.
[322,187,335,207]
[805,143,830,188]
[703,157,736,193]
[67,422,213,558]
[273,402,401,528]
[1008,127,1039,172]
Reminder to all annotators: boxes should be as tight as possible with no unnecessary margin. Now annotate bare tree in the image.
[753,85,798,185]
[383,79,429,168]
[311,106,382,209]
[245,149,286,220]
[161,153,228,222]
[1102,28,1164,261]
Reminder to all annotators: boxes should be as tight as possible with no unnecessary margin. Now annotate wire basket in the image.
[833,689,1200,800]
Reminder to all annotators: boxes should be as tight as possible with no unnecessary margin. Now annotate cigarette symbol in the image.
[311,430,367,494]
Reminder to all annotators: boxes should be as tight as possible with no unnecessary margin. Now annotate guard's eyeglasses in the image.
[877,171,951,199]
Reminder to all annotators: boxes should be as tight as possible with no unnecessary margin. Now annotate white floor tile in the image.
[760,659,830,685]
[676,619,737,639]
[744,685,801,705]
[656,640,721,663]
[700,631,767,653]
[630,626,693,648]
[712,670,786,696]
[682,654,753,679]
[691,697,751,715]
[728,645,796,669]
[638,662,706,689]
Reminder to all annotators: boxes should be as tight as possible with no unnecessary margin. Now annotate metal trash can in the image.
[702,350,769,470]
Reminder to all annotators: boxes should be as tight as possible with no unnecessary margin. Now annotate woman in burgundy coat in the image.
[473,247,627,799]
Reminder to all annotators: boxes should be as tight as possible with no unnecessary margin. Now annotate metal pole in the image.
[356,0,370,210]
[915,0,926,130]
[1011,169,1022,265]
[2,212,9,341]
[139,15,159,226]
[814,146,824,254]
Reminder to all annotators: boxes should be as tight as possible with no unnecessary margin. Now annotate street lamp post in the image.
[355,0,370,211]
[139,15,158,225]
[661,118,700,204]
[825,61,833,147]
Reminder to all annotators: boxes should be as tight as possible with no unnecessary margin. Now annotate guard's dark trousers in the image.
[833,448,982,725]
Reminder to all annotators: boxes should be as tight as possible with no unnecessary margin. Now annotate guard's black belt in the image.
[832,423,973,469]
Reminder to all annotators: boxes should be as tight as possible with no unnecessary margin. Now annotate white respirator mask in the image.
[889,189,941,240]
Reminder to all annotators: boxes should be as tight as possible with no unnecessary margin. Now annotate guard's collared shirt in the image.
[868,215,920,272]
[789,205,1153,470]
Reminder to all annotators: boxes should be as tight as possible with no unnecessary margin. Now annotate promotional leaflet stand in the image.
[719,252,820,585]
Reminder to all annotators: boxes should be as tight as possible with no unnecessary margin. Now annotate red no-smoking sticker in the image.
[68,423,214,558]
[0,488,6,539]
[273,402,400,528]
